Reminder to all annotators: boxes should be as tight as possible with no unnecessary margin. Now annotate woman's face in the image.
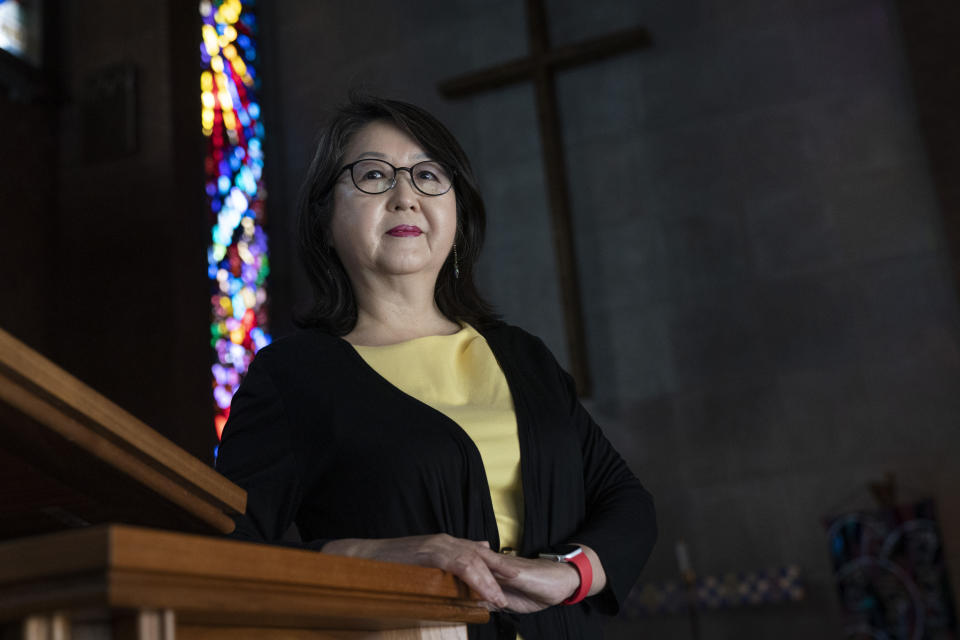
[330,120,457,290]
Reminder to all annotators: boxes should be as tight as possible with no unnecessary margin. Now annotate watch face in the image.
[555,544,582,559]
[539,544,583,561]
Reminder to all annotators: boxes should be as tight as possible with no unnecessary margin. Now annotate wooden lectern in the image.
[0,328,487,639]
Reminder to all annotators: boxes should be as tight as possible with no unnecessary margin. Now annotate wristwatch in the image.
[538,544,593,605]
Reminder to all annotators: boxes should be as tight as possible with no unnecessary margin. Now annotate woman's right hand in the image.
[321,534,519,609]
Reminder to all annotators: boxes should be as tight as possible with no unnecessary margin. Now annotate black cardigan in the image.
[215,323,657,639]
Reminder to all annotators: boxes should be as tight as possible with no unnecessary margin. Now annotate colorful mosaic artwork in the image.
[623,565,805,617]
[826,500,957,640]
[200,0,270,447]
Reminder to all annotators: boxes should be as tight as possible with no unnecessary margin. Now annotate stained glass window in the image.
[0,0,43,67]
[200,0,270,451]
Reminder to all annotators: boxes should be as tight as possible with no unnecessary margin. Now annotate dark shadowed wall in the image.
[0,2,213,461]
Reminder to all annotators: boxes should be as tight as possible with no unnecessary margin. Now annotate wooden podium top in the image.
[0,327,245,540]
[0,524,489,632]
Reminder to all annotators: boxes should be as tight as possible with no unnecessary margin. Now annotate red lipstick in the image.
[387,225,423,237]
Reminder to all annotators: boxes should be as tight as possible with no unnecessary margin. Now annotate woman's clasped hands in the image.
[321,533,588,613]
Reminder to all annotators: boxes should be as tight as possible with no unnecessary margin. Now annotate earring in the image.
[453,243,460,280]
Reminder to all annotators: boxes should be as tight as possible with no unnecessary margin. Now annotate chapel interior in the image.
[1,1,959,638]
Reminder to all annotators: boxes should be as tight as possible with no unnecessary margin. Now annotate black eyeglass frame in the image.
[339,159,456,197]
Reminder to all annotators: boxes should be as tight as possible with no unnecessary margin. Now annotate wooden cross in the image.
[438,0,651,396]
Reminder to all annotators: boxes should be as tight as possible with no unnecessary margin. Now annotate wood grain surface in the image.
[0,525,488,632]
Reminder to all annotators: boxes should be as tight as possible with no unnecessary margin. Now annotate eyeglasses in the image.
[340,158,454,196]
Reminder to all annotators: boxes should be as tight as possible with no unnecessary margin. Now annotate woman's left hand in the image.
[490,555,580,613]
[492,544,608,614]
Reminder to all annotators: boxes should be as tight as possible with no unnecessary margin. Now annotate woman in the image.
[215,95,656,639]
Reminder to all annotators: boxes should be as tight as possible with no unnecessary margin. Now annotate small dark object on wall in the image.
[81,63,137,162]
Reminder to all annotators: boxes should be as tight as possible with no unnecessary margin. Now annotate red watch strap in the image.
[562,549,593,605]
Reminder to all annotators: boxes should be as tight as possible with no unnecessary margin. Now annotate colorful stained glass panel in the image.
[200,0,270,449]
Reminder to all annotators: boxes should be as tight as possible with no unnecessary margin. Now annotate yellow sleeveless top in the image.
[353,324,524,549]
